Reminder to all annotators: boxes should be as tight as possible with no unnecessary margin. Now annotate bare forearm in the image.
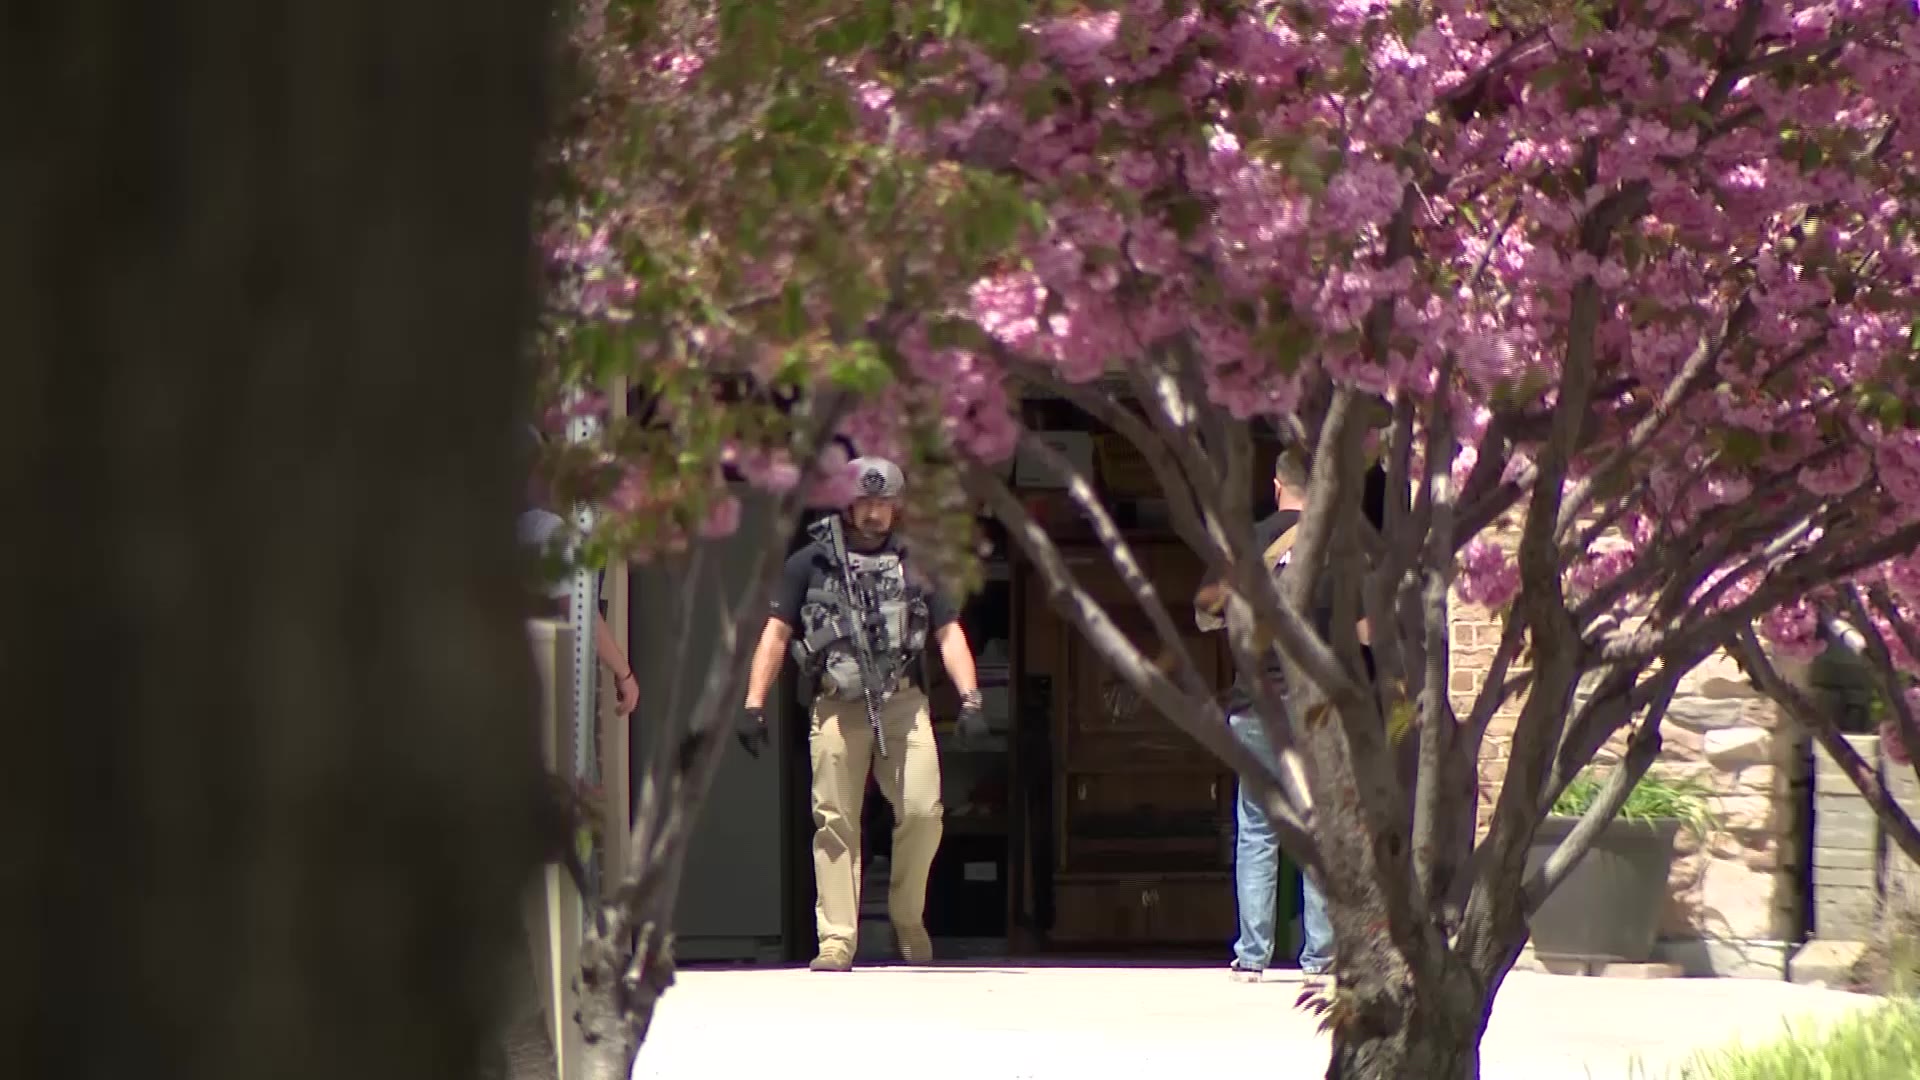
[744,621,791,708]
[1194,580,1229,632]
[1194,580,1230,616]
[937,623,978,695]
[593,613,630,678]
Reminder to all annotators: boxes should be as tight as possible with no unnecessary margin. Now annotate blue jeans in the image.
[1229,710,1333,973]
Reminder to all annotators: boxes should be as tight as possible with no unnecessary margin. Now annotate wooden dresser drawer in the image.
[1049,876,1235,946]
[1051,878,1154,943]
[1060,770,1230,874]
[1148,879,1237,944]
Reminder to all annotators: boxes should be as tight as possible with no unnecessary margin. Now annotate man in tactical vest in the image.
[737,456,988,972]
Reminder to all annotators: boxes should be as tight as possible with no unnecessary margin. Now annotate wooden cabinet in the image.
[1051,879,1152,943]
[1051,875,1239,945]
[1028,539,1238,950]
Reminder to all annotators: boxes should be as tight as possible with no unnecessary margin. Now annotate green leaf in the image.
[1620,232,1647,271]
[1387,697,1415,745]
[1529,62,1573,92]
[827,341,893,394]
[1140,86,1186,122]
[1721,428,1765,465]
[1287,143,1328,195]
[1163,194,1209,239]
[778,282,807,338]
[1255,316,1315,374]
[1880,391,1908,430]
[1389,2,1425,40]
[1339,43,1370,93]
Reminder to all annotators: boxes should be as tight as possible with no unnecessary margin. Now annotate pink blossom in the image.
[698,494,741,538]
[1883,555,1920,608]
[1801,448,1872,497]
[1758,599,1825,661]
[1876,432,1920,515]
[1458,539,1519,610]
[606,467,651,516]
[803,445,858,507]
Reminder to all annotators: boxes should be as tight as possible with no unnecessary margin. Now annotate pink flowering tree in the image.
[539,0,1920,1075]
[881,0,1920,1075]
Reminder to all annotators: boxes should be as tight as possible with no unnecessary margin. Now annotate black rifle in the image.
[822,515,889,759]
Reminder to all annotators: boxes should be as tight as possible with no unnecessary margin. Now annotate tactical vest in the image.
[791,547,930,701]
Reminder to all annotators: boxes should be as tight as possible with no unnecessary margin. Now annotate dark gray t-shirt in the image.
[1216,510,1338,717]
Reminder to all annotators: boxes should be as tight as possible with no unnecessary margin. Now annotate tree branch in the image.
[1522,677,1676,912]
[1839,586,1920,793]
[1412,443,1460,908]
[1015,427,1215,705]
[1406,341,1463,908]
[1867,584,1920,667]
[1125,353,1235,552]
[1460,249,1613,977]
[1604,518,1920,668]
[1733,627,1920,868]
[1002,355,1224,570]
[1556,304,1746,541]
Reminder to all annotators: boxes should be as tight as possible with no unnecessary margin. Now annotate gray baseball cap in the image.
[849,456,905,499]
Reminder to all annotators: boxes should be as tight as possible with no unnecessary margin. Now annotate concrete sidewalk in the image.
[633,965,1877,1079]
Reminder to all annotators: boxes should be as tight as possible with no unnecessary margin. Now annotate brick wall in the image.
[1449,602,1523,833]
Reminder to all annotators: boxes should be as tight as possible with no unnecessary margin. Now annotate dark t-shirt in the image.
[1218,510,1339,717]
[770,526,958,699]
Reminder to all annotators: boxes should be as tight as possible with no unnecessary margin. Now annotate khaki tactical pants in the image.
[809,686,943,953]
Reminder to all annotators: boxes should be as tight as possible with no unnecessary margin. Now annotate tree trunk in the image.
[1324,965,1486,1080]
[1326,1007,1481,1080]
[0,4,553,1080]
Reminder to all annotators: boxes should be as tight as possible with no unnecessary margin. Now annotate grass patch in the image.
[1551,767,1715,839]
[1663,998,1920,1079]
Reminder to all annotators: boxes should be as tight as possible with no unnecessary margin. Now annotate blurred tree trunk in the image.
[0,3,554,1080]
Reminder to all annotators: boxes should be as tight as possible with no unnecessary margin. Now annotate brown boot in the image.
[809,942,853,972]
[895,925,933,965]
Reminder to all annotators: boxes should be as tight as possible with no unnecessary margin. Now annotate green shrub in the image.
[1668,998,1920,1079]
[1551,767,1715,839]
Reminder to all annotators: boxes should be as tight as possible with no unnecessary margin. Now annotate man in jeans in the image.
[1195,461,1348,982]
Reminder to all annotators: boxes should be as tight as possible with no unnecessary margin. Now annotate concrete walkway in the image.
[634,965,1878,1079]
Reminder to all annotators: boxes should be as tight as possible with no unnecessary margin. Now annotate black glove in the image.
[736,705,770,758]
[955,690,989,747]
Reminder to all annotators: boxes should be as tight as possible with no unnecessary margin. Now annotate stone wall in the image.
[1793,733,1920,985]
[1812,734,1882,940]
[1452,602,1804,969]
[1884,745,1920,910]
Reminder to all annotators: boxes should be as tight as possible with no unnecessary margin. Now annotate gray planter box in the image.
[1526,816,1682,964]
